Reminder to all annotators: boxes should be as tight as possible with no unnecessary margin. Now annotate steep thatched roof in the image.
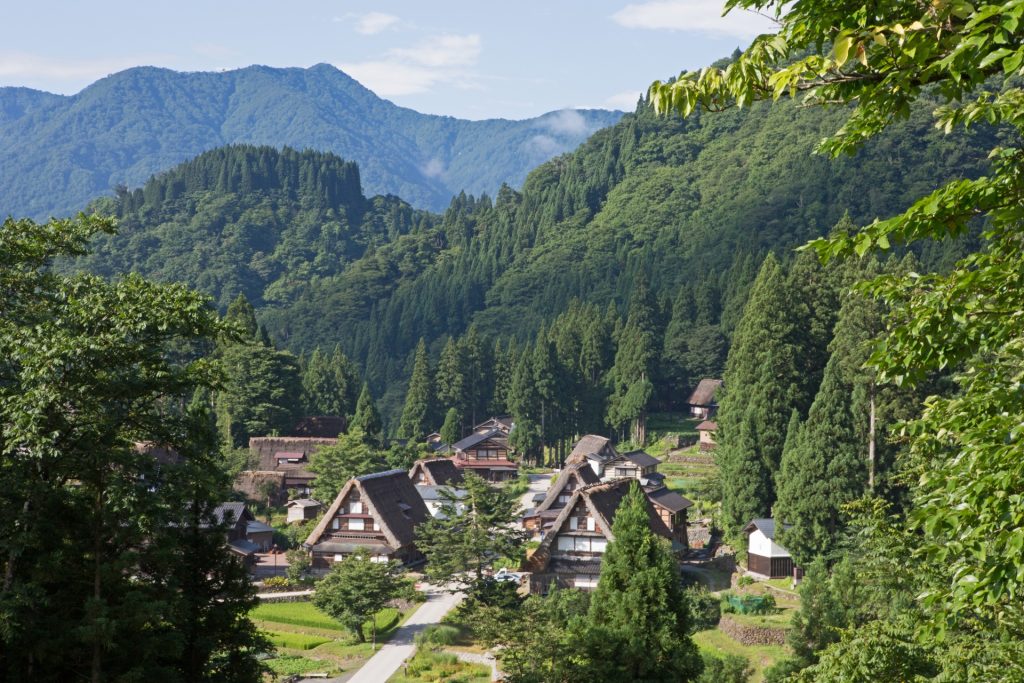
[409,458,464,486]
[535,462,599,513]
[306,469,430,551]
[566,435,617,465]
[687,379,723,407]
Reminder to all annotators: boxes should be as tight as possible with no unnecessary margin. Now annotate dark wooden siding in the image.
[749,553,793,578]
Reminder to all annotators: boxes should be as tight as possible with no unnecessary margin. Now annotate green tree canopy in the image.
[311,551,414,643]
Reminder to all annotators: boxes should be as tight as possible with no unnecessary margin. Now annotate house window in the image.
[574,574,599,589]
[586,517,596,532]
[557,494,570,504]
[333,554,344,562]
[349,518,365,531]
[569,517,578,531]
[349,501,363,514]
[615,467,635,477]
[592,538,607,553]
[371,554,388,563]
[332,518,340,530]
[557,536,574,551]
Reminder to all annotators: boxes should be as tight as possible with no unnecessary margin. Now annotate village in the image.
[211,378,799,682]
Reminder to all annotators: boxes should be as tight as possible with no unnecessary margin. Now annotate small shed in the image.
[286,498,323,523]
[245,519,276,551]
[696,420,717,451]
[743,518,796,579]
[687,379,723,419]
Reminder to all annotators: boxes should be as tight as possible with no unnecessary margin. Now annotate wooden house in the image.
[525,479,672,593]
[647,488,693,548]
[522,461,600,532]
[409,457,464,487]
[473,416,513,436]
[744,518,797,579]
[450,429,519,482]
[247,436,338,497]
[415,485,469,518]
[285,498,323,523]
[566,434,617,467]
[687,379,723,419]
[211,502,260,565]
[696,420,718,451]
[603,449,665,489]
[304,469,430,571]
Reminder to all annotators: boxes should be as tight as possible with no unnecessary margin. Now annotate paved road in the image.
[255,589,313,600]
[518,472,552,514]
[341,585,463,683]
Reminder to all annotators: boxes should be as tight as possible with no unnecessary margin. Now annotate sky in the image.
[0,1,776,120]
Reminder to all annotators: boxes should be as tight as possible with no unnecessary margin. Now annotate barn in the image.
[743,518,797,579]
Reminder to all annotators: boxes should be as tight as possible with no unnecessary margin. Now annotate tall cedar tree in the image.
[435,337,467,427]
[717,254,806,534]
[398,339,434,440]
[350,383,383,445]
[508,350,542,463]
[330,344,362,418]
[302,347,344,417]
[415,471,527,591]
[585,482,702,682]
[439,407,462,446]
[608,279,660,445]
[0,216,265,682]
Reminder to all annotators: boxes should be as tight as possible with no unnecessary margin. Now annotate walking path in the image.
[255,589,313,600]
[342,584,463,683]
[518,472,552,514]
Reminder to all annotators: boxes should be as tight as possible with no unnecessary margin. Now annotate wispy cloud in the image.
[355,12,400,35]
[0,52,175,89]
[612,1,775,38]
[338,33,482,97]
[391,34,481,67]
[605,90,642,110]
[539,109,590,136]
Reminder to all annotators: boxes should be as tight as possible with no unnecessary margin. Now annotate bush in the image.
[737,575,754,587]
[285,548,311,582]
[685,586,722,632]
[262,576,291,589]
[503,474,531,497]
[415,624,461,648]
[263,630,331,650]
[698,652,751,683]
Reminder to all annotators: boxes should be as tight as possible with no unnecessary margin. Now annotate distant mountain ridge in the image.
[0,64,623,219]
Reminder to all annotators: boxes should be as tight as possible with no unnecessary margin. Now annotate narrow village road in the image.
[340,584,463,683]
[518,472,552,514]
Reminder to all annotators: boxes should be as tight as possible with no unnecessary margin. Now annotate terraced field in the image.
[251,600,409,678]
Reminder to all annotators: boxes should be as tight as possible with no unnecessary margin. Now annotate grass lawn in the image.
[388,650,491,683]
[266,654,337,677]
[694,628,787,683]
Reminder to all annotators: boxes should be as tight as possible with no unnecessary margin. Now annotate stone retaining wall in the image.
[718,616,788,646]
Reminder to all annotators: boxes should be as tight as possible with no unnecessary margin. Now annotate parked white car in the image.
[493,567,521,584]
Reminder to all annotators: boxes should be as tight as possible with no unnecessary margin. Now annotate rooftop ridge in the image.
[355,468,407,482]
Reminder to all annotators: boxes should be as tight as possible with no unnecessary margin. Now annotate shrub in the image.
[263,630,331,650]
[685,586,722,632]
[698,652,751,683]
[262,576,291,589]
[737,575,754,587]
[415,624,461,648]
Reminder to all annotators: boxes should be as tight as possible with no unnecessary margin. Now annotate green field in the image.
[694,629,787,683]
[252,600,409,677]
[388,650,491,683]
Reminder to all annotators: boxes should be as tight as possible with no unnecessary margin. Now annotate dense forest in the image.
[0,63,621,219]
[76,81,996,431]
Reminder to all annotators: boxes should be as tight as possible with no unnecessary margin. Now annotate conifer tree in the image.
[224,293,260,341]
[608,279,660,444]
[330,344,361,418]
[585,483,702,681]
[461,325,490,427]
[440,407,461,446]
[435,337,467,428]
[490,338,515,415]
[350,383,383,445]
[398,339,434,441]
[302,347,343,416]
[775,353,865,566]
[716,254,805,533]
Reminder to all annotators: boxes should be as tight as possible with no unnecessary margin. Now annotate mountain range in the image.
[0,63,623,219]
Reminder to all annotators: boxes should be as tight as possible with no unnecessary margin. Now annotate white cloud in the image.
[605,90,642,110]
[612,1,776,38]
[527,134,564,156]
[391,34,481,68]
[0,52,154,82]
[337,33,482,97]
[422,158,446,178]
[355,12,400,35]
[539,109,590,136]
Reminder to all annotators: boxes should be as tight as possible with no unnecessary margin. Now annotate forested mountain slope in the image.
[0,64,622,219]
[77,93,997,423]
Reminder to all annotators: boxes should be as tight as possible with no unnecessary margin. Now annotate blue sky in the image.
[0,1,775,119]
